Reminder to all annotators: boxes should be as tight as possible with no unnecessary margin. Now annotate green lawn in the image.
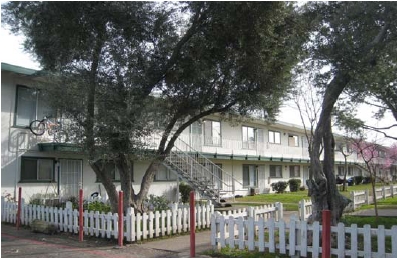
[228,183,389,211]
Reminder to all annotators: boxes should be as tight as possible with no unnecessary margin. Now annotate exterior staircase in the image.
[163,138,240,206]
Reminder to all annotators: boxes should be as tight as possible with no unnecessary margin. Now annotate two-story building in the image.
[2,63,394,204]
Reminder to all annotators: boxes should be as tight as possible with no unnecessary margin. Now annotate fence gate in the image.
[59,159,82,198]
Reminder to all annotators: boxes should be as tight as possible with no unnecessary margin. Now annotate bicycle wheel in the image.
[29,120,45,136]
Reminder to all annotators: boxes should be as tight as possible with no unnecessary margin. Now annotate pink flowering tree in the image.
[383,143,397,173]
[352,138,384,218]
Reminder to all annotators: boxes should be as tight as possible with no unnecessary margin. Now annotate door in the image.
[59,159,82,198]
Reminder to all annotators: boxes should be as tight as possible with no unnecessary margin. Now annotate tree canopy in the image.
[2,1,307,212]
[301,1,397,224]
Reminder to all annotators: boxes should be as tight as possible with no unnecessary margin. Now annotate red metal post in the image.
[322,210,331,258]
[16,187,22,230]
[79,189,83,242]
[118,191,124,247]
[190,191,195,257]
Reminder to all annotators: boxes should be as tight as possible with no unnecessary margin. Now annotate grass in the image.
[226,183,388,211]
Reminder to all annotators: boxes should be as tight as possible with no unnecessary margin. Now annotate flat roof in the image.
[1,62,39,76]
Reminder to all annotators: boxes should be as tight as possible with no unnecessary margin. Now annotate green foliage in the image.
[288,179,301,192]
[1,1,308,212]
[86,201,111,213]
[354,176,363,185]
[203,246,290,258]
[271,181,289,194]
[179,182,193,203]
[29,198,44,206]
[299,186,306,191]
[146,194,171,211]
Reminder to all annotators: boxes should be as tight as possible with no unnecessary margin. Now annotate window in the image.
[289,165,300,177]
[288,135,299,147]
[242,126,256,149]
[204,120,221,146]
[20,157,55,182]
[96,160,134,182]
[337,166,345,175]
[270,165,282,178]
[243,164,257,187]
[268,130,281,144]
[155,164,177,181]
[15,85,54,127]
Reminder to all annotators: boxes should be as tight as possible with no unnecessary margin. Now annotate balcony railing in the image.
[143,133,363,164]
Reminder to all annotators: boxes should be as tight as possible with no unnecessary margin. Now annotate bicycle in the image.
[29,116,68,142]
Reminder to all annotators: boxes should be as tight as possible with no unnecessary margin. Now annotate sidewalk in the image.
[348,208,397,217]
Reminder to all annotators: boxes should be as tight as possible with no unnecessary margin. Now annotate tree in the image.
[302,2,397,224]
[351,139,397,219]
[2,2,307,212]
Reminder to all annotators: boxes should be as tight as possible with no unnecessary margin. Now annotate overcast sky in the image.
[1,22,395,147]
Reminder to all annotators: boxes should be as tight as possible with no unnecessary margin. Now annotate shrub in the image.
[86,201,111,213]
[179,182,193,203]
[270,181,289,193]
[288,179,301,192]
[145,194,170,211]
[354,175,363,185]
[299,186,306,191]
[363,176,372,184]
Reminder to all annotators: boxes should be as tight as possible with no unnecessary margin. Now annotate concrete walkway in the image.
[348,208,397,217]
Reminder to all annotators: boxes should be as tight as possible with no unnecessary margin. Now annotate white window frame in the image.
[203,120,222,146]
[242,126,256,149]
[20,157,55,182]
[154,164,177,181]
[289,165,300,177]
[268,130,281,144]
[243,164,258,188]
[270,165,283,178]
[288,134,299,147]
[15,85,54,127]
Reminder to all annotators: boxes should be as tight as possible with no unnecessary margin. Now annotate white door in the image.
[59,159,82,198]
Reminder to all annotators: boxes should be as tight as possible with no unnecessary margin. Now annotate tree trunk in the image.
[89,161,119,213]
[308,72,351,224]
[134,157,165,212]
[115,154,134,213]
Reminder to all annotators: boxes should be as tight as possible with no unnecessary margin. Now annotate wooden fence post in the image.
[118,191,124,247]
[190,191,195,257]
[322,210,331,258]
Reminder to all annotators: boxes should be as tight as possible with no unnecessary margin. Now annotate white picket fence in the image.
[299,185,397,220]
[215,202,283,221]
[211,215,397,257]
[351,185,397,210]
[1,197,214,242]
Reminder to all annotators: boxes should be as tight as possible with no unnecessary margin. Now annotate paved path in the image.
[348,208,397,217]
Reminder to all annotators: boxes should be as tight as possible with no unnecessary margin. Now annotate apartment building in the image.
[2,63,393,203]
